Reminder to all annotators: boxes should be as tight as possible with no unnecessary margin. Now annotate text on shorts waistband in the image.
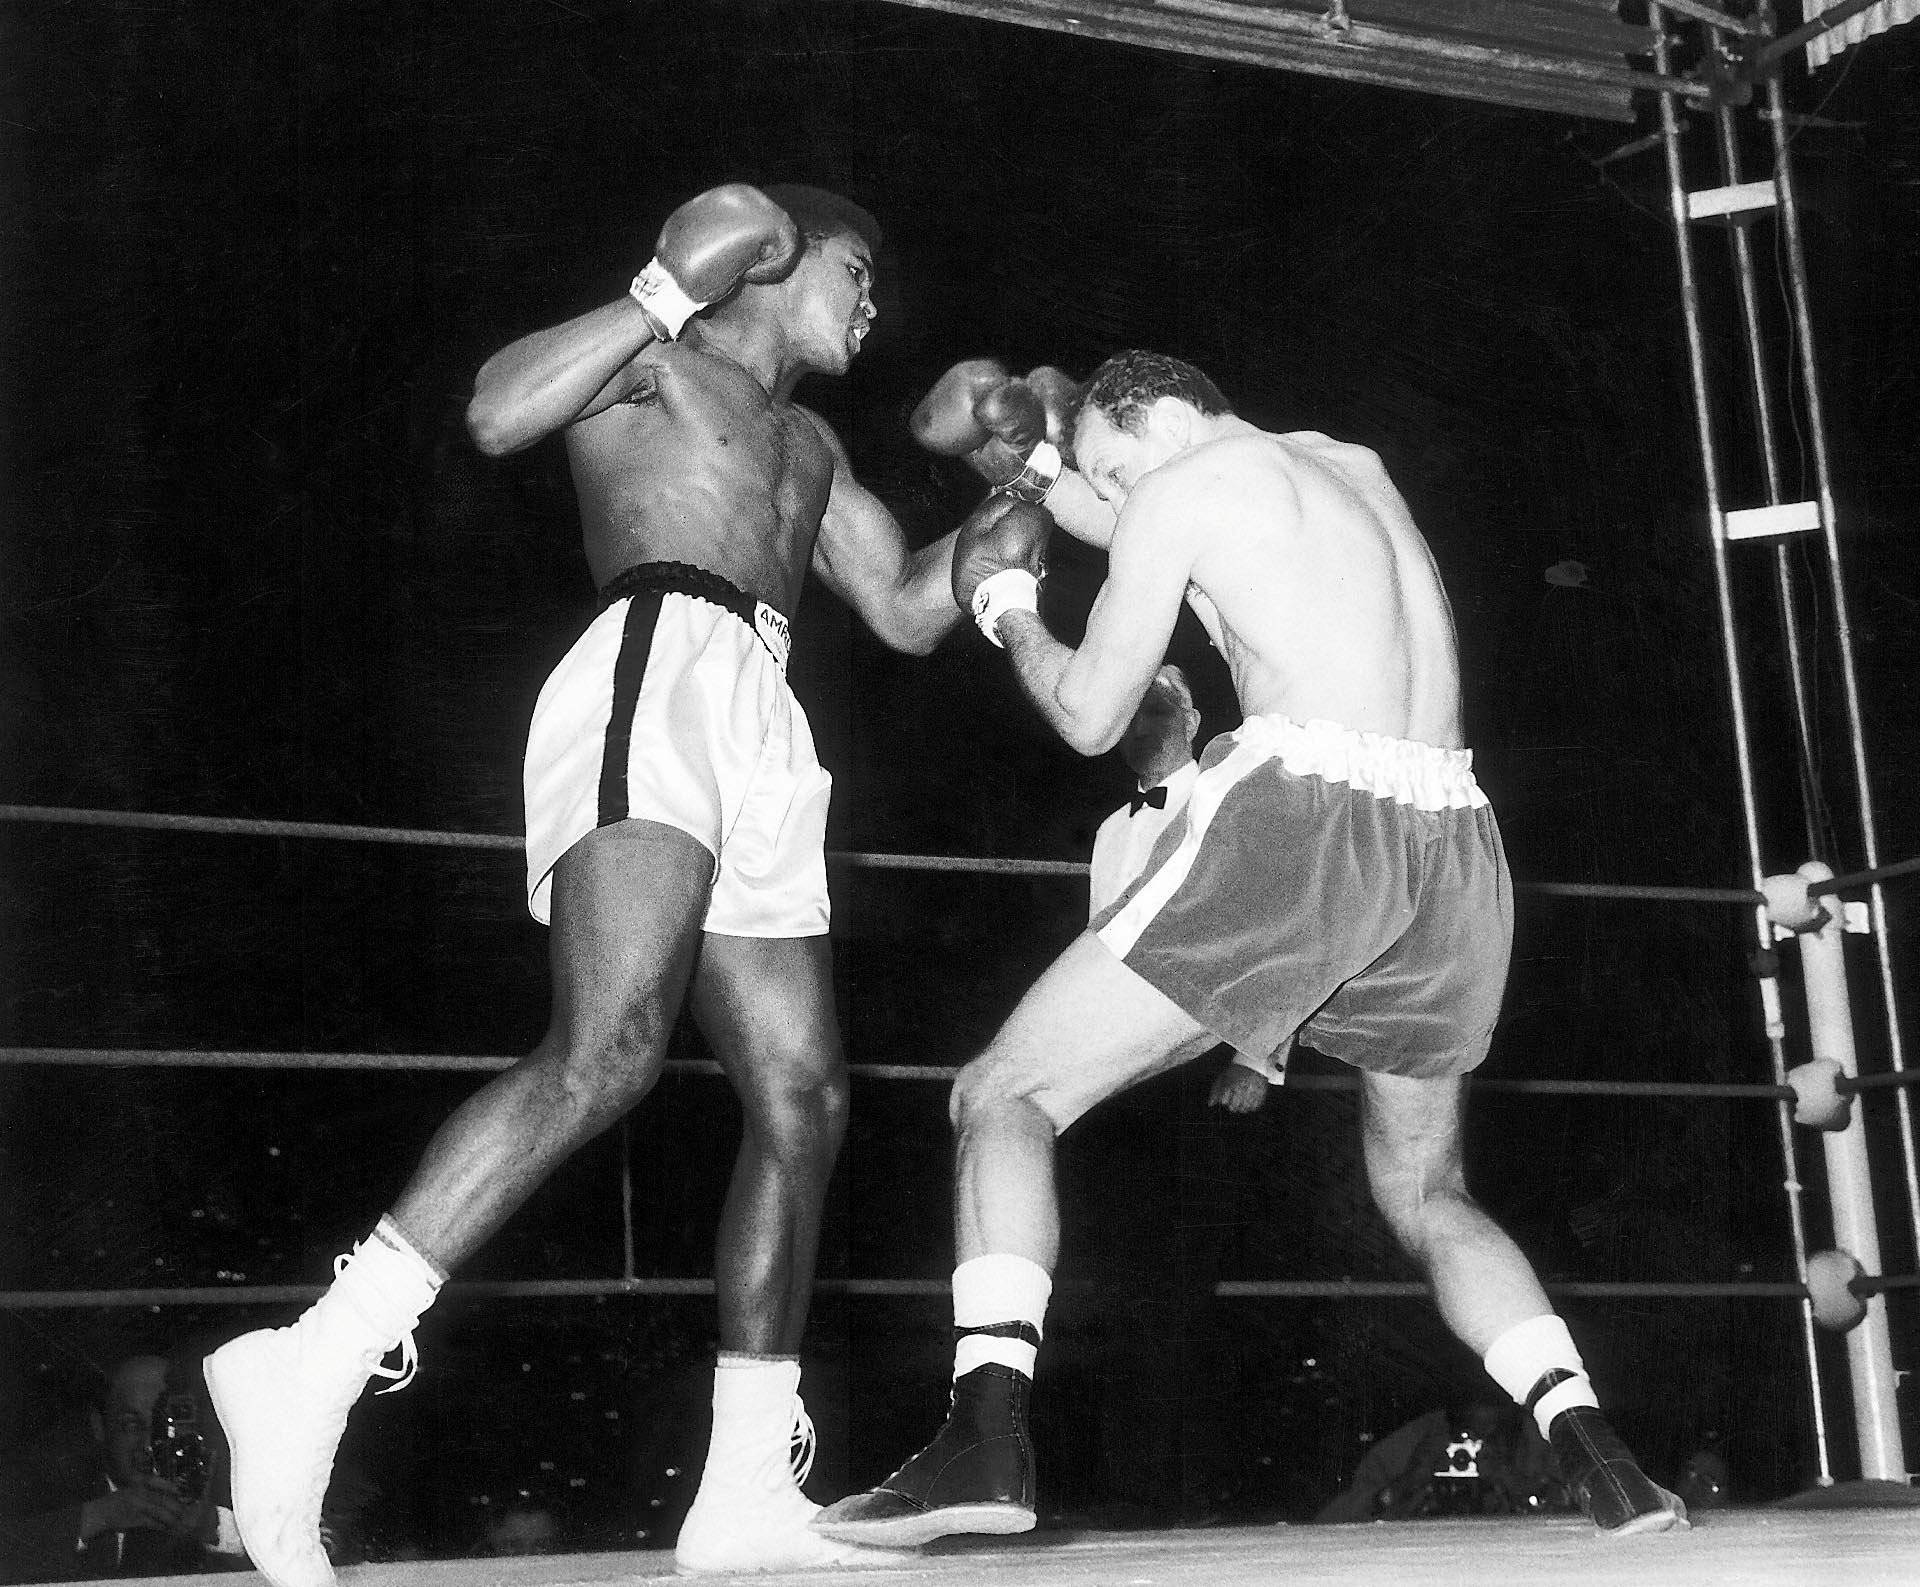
[598,561,791,672]
[1234,713,1488,811]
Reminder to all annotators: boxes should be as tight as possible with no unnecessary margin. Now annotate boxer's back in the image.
[1179,428,1464,748]
[564,341,834,612]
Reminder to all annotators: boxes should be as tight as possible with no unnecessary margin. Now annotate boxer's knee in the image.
[949,1048,1073,1137]
[1369,1163,1478,1263]
[777,1061,851,1158]
[523,1011,669,1137]
[739,1048,850,1167]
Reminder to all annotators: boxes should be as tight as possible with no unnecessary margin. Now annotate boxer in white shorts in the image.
[821,349,1685,1548]
[205,183,980,1585]
[525,561,831,938]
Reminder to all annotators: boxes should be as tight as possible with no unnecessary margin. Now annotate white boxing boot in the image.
[204,1218,440,1587]
[673,1357,919,1573]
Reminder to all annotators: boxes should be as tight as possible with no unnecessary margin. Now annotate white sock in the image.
[1482,1313,1601,1439]
[710,1355,800,1423]
[371,1214,447,1289]
[952,1254,1052,1379]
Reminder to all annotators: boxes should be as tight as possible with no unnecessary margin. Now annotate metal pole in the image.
[1652,11,1770,895]
[1708,99,1823,859]
[1754,0,1899,69]
[1651,4,1833,1485]
[620,1119,637,1284]
[1761,59,1920,1252]
[1788,863,1907,1479]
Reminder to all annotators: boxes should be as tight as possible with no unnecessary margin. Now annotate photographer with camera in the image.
[0,1354,241,1582]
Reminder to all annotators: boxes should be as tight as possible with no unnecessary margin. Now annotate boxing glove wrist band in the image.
[997,440,1061,505]
[630,259,702,340]
[971,569,1039,648]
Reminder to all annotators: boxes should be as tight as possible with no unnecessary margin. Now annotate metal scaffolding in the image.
[1647,0,1916,1486]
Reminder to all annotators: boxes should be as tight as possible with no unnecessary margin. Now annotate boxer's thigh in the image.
[954,932,1218,1134]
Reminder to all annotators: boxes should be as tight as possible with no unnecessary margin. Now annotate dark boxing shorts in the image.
[1094,714,1512,1079]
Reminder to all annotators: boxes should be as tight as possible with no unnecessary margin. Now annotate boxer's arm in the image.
[998,471,1196,755]
[466,298,660,456]
[469,187,796,456]
[806,412,965,655]
[1038,468,1118,549]
[912,359,1115,548]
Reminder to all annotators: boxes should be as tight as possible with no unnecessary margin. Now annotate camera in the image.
[149,1391,211,1503]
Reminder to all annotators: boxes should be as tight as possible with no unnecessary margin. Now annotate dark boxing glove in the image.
[630,184,801,340]
[953,496,1052,646]
[913,360,1079,506]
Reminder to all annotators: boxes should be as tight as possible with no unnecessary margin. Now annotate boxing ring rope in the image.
[0,1278,1828,1310]
[0,1044,1874,1101]
[3,800,1917,1490]
[11,800,1918,900]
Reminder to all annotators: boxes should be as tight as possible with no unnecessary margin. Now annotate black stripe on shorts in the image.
[596,590,662,829]
[592,562,772,829]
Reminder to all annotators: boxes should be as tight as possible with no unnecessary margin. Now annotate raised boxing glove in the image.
[973,379,1048,458]
[913,359,1076,506]
[1022,366,1081,445]
[630,184,800,340]
[910,358,1014,455]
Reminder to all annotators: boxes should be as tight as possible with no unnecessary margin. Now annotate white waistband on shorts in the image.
[1234,714,1487,811]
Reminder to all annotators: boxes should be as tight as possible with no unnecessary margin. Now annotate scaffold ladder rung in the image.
[1725,500,1822,540]
[1687,179,1778,220]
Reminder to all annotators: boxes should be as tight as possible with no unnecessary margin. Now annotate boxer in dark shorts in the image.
[1097,712,1511,1081]
[819,349,1685,1549]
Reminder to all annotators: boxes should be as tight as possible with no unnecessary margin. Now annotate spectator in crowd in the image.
[1676,1447,1731,1512]
[0,1354,241,1581]
[1313,1401,1569,1523]
[481,1499,561,1557]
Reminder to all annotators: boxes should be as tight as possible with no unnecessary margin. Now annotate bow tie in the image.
[1128,785,1169,816]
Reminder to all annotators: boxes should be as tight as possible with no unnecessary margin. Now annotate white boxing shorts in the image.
[1094,714,1512,1080]
[522,561,831,937]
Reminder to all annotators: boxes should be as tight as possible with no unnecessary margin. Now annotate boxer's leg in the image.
[207,821,711,1587]
[394,821,709,1259]
[671,931,914,1572]
[1360,1069,1687,1536]
[950,933,1217,1265]
[693,932,847,1355]
[816,934,1215,1546]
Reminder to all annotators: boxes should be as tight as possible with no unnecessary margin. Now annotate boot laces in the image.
[788,1397,817,1488]
[329,1252,421,1396]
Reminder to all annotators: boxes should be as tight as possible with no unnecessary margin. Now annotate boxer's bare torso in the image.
[1052,411,1464,751]
[565,343,836,612]
[1156,426,1462,747]
[468,226,893,627]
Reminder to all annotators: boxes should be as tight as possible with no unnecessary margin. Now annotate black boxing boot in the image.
[812,1364,1036,1546]
[1548,1405,1689,1536]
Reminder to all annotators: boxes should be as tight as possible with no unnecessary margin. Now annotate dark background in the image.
[2,0,1916,1559]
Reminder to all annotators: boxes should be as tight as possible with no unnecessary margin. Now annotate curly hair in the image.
[1074,349,1232,438]
[760,183,882,254]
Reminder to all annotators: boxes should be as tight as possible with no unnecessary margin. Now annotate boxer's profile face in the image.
[1073,402,1181,511]
[776,231,874,373]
